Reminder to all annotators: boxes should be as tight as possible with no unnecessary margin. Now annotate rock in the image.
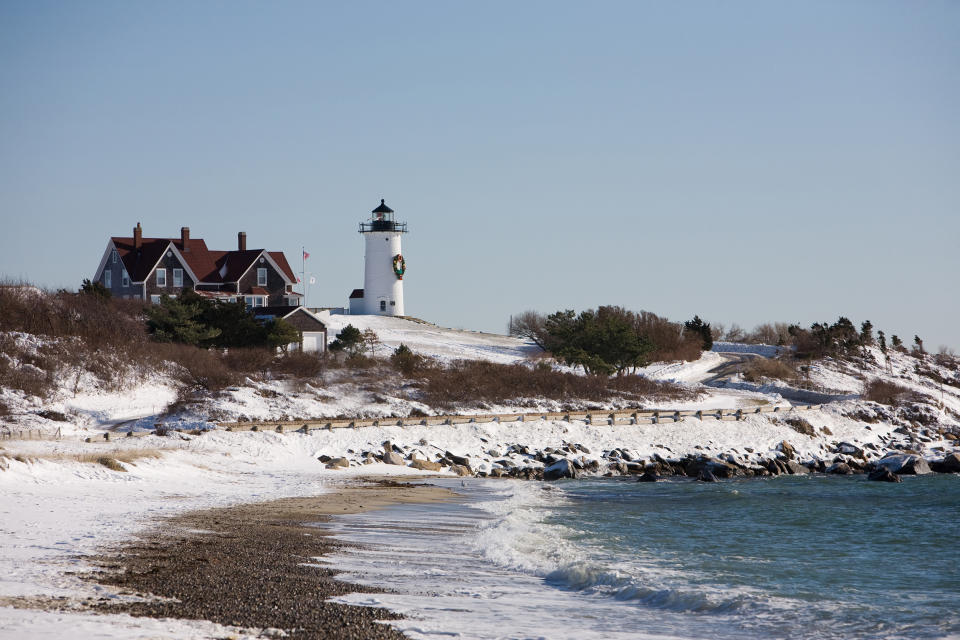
[835,441,864,457]
[442,451,470,466]
[637,471,658,482]
[325,457,349,469]
[543,459,579,481]
[486,449,501,458]
[382,451,405,466]
[576,444,591,454]
[683,456,742,479]
[449,464,472,477]
[317,454,333,463]
[930,452,960,473]
[868,467,902,482]
[697,469,719,482]
[778,441,796,460]
[875,453,931,476]
[410,457,443,471]
[826,462,854,475]
[785,460,811,475]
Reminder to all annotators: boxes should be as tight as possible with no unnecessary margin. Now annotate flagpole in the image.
[301,246,305,307]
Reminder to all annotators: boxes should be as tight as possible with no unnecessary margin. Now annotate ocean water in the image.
[321,475,960,640]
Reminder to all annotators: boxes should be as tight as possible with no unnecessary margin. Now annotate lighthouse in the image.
[354,199,407,316]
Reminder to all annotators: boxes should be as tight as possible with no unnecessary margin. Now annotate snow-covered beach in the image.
[3,315,960,638]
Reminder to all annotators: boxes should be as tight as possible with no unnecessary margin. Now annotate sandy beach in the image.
[81,480,455,640]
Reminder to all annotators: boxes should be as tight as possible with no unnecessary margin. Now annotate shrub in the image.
[391,344,425,375]
[863,379,911,406]
[272,351,326,378]
[159,343,240,392]
[221,347,275,376]
[782,416,815,436]
[742,358,798,383]
[97,457,126,472]
[417,359,693,409]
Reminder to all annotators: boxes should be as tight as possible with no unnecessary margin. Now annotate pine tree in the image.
[877,330,887,354]
[891,334,903,351]
[860,320,874,346]
[913,335,925,355]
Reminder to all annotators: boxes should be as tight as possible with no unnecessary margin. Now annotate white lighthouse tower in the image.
[357,199,407,316]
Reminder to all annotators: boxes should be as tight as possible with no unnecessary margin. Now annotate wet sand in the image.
[90,479,455,639]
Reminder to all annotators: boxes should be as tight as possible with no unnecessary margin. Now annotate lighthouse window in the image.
[380,300,386,312]
[390,301,395,306]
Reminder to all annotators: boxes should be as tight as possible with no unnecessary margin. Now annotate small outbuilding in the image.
[254,306,328,353]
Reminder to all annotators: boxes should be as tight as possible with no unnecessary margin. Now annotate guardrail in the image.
[216,404,821,433]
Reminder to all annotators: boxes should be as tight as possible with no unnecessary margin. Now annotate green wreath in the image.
[393,254,406,279]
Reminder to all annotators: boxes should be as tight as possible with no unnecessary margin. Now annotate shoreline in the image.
[87,479,456,640]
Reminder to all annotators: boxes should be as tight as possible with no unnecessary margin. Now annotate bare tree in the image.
[508,310,548,349]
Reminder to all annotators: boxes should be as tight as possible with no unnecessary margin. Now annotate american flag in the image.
[303,250,310,260]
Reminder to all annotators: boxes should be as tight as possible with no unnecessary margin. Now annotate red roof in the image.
[110,233,296,285]
[246,286,270,295]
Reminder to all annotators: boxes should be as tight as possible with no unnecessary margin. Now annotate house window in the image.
[156,269,166,287]
[122,271,129,287]
[244,296,266,308]
[104,271,111,288]
[380,300,386,312]
[150,295,161,304]
[173,268,183,287]
[257,268,267,287]
[112,249,117,264]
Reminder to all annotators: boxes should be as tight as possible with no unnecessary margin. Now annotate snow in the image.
[2,318,960,639]
[315,312,541,364]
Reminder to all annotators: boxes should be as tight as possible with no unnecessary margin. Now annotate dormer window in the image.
[156,269,166,287]
[257,268,267,287]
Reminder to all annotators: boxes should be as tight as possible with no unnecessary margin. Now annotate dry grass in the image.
[742,357,798,383]
[415,359,694,409]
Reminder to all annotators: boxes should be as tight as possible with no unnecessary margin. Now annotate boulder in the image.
[778,441,796,460]
[317,454,333,463]
[785,460,811,475]
[637,471,658,482]
[697,469,719,482]
[543,458,579,481]
[836,442,864,458]
[325,457,349,469]
[382,451,406,466]
[449,464,472,477]
[684,456,742,479]
[868,467,902,483]
[445,451,470,466]
[825,462,854,475]
[410,457,443,471]
[930,452,960,473]
[875,453,931,476]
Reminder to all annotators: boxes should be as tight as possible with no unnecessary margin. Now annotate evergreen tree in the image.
[860,320,874,346]
[913,335,925,355]
[80,278,111,300]
[329,324,364,354]
[877,330,887,354]
[266,318,301,353]
[891,334,903,351]
[145,291,221,345]
[684,315,713,351]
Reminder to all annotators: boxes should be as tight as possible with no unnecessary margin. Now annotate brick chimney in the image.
[133,222,142,250]
[181,226,190,251]
[238,231,247,251]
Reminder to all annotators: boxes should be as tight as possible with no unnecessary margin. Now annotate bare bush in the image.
[417,360,694,409]
[508,311,548,349]
[742,358,798,383]
[863,379,912,406]
[272,351,326,378]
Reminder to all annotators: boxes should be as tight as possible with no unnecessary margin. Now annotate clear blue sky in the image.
[2,1,958,349]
